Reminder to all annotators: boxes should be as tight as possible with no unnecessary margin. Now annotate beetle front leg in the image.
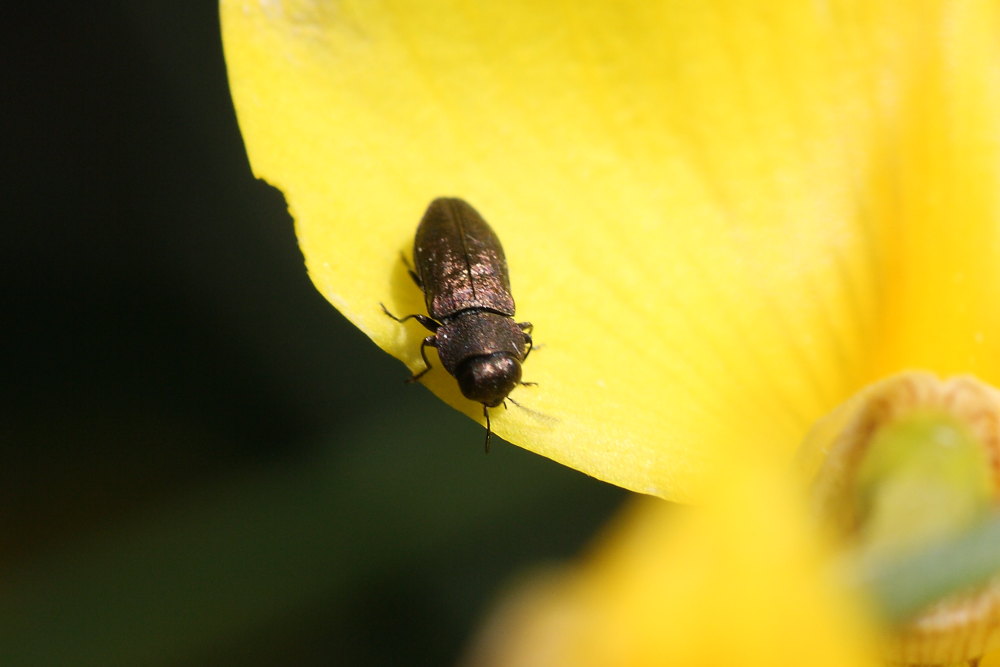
[407,335,438,383]
[521,330,534,362]
[519,333,537,387]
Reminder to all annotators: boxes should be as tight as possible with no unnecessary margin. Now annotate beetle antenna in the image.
[483,405,492,454]
[506,396,556,423]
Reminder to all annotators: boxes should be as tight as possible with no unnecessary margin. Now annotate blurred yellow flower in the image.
[460,468,884,667]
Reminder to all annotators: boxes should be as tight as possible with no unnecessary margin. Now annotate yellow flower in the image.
[221,0,1000,663]
[222,0,1000,502]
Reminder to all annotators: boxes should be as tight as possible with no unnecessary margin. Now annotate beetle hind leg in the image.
[399,252,422,288]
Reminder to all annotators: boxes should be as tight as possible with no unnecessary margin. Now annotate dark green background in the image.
[1,3,626,665]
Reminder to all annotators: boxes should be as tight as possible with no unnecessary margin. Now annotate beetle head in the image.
[455,353,521,407]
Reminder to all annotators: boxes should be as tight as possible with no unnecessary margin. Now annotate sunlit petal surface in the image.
[222,0,1000,500]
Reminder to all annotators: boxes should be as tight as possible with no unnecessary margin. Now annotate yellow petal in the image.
[460,466,881,666]
[870,1,1000,383]
[222,1,1000,500]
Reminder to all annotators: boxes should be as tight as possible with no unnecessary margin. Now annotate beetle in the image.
[381,197,533,452]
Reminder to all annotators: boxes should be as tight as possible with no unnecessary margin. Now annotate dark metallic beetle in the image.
[382,197,533,451]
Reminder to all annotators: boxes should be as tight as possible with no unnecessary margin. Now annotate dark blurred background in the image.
[1,3,625,665]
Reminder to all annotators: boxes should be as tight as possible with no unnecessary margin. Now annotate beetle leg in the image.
[521,331,534,361]
[483,405,493,454]
[380,303,439,333]
[399,252,422,288]
[518,321,533,334]
[406,335,438,383]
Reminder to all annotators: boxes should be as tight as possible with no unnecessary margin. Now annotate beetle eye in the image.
[456,354,521,407]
